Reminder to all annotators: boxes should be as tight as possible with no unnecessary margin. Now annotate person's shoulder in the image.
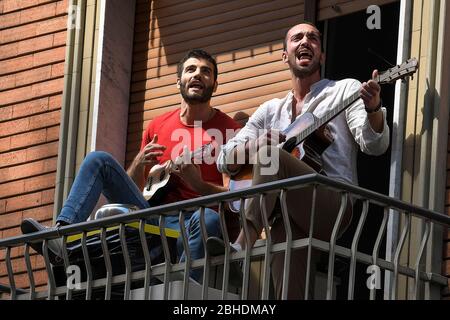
[335,78,362,88]
[213,109,241,128]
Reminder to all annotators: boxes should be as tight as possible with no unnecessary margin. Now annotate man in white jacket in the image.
[213,22,390,299]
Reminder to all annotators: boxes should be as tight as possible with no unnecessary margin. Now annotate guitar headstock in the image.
[377,58,419,85]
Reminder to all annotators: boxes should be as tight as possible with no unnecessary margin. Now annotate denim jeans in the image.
[57,151,221,282]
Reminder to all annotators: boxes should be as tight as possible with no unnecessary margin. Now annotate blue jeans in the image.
[57,151,221,281]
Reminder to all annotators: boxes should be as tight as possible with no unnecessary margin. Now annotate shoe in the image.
[20,218,64,265]
[206,236,243,287]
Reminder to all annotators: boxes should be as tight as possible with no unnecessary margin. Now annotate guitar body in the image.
[142,160,173,201]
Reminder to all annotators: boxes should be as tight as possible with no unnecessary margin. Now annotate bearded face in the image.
[283,24,324,79]
[178,57,217,104]
[179,77,215,104]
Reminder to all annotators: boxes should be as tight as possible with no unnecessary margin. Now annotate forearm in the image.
[189,180,228,196]
[367,109,384,133]
[127,160,145,190]
[224,140,252,175]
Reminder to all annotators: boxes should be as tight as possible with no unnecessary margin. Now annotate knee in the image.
[84,151,114,166]
[191,208,221,235]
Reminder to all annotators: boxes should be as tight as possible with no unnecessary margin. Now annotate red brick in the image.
[0,73,15,91]
[4,192,42,213]
[0,106,13,122]
[15,65,54,88]
[55,0,68,15]
[9,97,50,120]
[0,254,45,275]
[33,46,66,68]
[24,172,56,193]
[22,204,53,223]
[2,0,55,14]
[41,188,54,204]
[0,212,23,230]
[52,30,66,46]
[0,137,11,152]
[0,55,33,76]
[0,157,57,182]
[0,77,63,106]
[0,2,57,29]
[0,109,61,137]
[21,141,58,164]
[0,15,67,44]
[0,34,54,60]
[9,129,47,150]
[1,46,65,76]
[0,269,48,289]
[0,173,55,198]
[1,226,21,239]
[0,180,25,199]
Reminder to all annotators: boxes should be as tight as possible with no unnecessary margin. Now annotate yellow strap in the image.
[66,222,180,243]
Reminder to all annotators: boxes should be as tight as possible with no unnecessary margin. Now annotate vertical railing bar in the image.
[61,235,72,300]
[5,247,16,300]
[42,239,56,300]
[305,185,317,300]
[348,199,369,300]
[119,223,132,300]
[414,220,431,300]
[392,212,410,300]
[159,215,172,301]
[260,193,272,300]
[239,197,251,300]
[217,202,230,300]
[100,227,113,300]
[179,210,191,300]
[24,244,36,300]
[199,206,210,300]
[279,189,292,300]
[326,192,348,300]
[81,231,93,300]
[138,219,152,300]
[370,207,389,300]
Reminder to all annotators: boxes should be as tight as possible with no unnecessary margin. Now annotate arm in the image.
[173,164,228,195]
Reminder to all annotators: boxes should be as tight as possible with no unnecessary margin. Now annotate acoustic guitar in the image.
[142,141,215,205]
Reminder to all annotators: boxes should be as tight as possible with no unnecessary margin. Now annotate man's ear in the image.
[320,52,325,66]
[282,50,288,64]
[213,81,218,92]
[176,79,181,89]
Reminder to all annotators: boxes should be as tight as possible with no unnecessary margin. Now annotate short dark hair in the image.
[177,49,218,82]
[283,21,322,51]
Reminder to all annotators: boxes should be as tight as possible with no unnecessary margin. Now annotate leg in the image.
[57,151,151,224]
[170,208,221,282]
[244,146,352,299]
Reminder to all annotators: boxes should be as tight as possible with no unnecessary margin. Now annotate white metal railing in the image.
[0,174,449,300]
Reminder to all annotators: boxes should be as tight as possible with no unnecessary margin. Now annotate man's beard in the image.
[180,80,214,104]
[291,58,321,78]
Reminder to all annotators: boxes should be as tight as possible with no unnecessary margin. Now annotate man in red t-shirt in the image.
[21,49,240,282]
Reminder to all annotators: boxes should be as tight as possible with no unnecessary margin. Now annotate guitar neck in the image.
[297,89,361,143]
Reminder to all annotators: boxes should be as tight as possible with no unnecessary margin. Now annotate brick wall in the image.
[0,0,68,292]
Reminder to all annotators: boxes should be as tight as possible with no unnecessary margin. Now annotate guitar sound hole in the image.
[146,177,153,191]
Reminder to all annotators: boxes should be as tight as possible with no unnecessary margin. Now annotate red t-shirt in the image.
[141,108,241,205]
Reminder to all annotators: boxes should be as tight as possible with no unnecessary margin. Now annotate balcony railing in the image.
[0,174,449,300]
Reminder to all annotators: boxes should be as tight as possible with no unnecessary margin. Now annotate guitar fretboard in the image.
[296,90,361,144]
